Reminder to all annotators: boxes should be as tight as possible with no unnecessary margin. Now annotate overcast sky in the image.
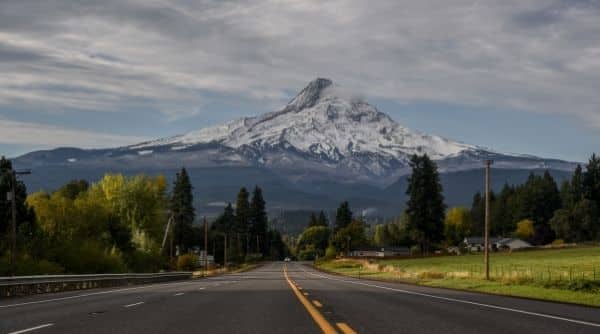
[1,0,599,162]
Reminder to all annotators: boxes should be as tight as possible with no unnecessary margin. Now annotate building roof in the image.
[464,237,503,245]
[352,246,409,252]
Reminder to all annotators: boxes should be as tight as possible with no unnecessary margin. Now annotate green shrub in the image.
[49,241,127,274]
[298,249,318,261]
[125,250,166,273]
[176,253,197,271]
[324,245,337,259]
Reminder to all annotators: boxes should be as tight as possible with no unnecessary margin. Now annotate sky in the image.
[1,0,599,162]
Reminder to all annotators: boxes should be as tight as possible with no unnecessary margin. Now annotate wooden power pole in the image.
[204,217,208,275]
[484,160,493,280]
[7,168,31,276]
[9,171,17,276]
[224,234,228,269]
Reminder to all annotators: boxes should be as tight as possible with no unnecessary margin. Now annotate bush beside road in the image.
[316,246,600,307]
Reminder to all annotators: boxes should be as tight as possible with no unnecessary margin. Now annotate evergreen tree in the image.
[490,184,514,236]
[0,157,36,256]
[334,201,353,232]
[211,203,235,264]
[583,154,600,204]
[170,168,195,253]
[318,210,329,227]
[308,212,319,228]
[213,203,235,234]
[569,165,585,205]
[249,186,268,255]
[470,192,484,237]
[404,154,446,254]
[234,187,250,258]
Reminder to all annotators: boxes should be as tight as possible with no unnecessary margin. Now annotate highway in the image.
[1,262,599,333]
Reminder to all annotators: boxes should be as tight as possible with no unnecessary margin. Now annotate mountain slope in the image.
[13,78,578,216]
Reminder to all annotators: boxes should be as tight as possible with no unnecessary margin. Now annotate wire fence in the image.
[444,264,600,283]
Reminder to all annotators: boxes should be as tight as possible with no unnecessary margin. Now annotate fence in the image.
[0,272,193,297]
[443,264,600,283]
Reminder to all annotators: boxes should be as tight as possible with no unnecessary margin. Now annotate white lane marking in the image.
[300,266,600,329]
[8,323,54,334]
[124,302,144,308]
[0,279,203,309]
[173,293,184,296]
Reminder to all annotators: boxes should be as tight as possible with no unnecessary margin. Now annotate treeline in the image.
[296,153,600,258]
[461,154,600,245]
[0,157,285,275]
[209,187,287,264]
[0,160,170,275]
[296,201,369,260]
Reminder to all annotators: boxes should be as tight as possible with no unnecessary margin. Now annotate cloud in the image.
[0,118,148,148]
[0,0,598,128]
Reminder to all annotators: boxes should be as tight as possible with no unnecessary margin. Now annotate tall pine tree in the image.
[583,154,600,204]
[171,168,195,254]
[0,157,36,257]
[308,213,319,228]
[234,187,250,258]
[334,202,352,232]
[249,186,268,255]
[318,210,329,227]
[404,154,446,254]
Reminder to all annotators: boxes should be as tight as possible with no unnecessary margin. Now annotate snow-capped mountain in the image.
[124,78,573,183]
[134,78,473,161]
[13,78,578,214]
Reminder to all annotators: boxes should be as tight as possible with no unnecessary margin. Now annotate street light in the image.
[5,168,31,276]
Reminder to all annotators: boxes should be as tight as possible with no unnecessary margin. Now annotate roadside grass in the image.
[316,246,600,307]
[192,263,260,278]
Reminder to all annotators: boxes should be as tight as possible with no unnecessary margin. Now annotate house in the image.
[494,238,532,251]
[463,237,503,252]
[463,237,532,252]
[350,247,410,258]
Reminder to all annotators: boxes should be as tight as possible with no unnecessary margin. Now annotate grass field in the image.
[316,246,600,307]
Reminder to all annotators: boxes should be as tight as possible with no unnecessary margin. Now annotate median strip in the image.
[283,264,338,334]
[336,322,357,334]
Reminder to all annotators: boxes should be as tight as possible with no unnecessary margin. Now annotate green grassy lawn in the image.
[316,246,600,307]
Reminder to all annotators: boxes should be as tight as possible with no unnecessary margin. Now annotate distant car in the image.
[284,257,291,262]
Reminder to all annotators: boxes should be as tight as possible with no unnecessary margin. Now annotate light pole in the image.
[484,160,493,280]
[5,168,31,276]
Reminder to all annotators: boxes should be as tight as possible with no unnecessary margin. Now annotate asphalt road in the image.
[0,262,599,333]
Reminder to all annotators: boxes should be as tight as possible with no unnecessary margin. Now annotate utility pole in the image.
[6,168,31,276]
[224,233,228,269]
[204,217,208,276]
[484,160,493,280]
[256,235,260,254]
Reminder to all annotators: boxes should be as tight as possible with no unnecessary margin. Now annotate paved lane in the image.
[2,262,599,333]
[0,263,318,334]
[286,262,600,334]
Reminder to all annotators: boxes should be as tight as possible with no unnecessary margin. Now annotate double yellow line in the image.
[283,264,356,334]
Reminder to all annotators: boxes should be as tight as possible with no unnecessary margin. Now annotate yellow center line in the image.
[336,322,358,334]
[284,264,338,334]
[313,300,323,308]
